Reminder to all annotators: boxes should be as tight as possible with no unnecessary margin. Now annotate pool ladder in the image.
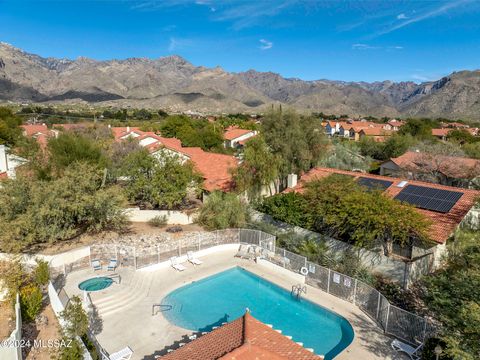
[291,284,307,300]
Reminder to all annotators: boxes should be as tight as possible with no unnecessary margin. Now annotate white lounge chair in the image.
[391,339,423,360]
[235,245,254,260]
[187,251,202,266]
[91,259,101,271]
[107,259,117,271]
[109,346,133,360]
[170,257,187,271]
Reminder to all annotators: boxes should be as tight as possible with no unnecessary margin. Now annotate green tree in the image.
[447,129,478,145]
[0,163,127,252]
[399,119,435,140]
[302,175,431,254]
[463,142,480,159]
[258,192,312,228]
[0,107,22,146]
[233,136,279,200]
[421,231,480,360]
[262,108,327,177]
[60,295,89,338]
[322,141,372,171]
[122,149,201,209]
[48,132,107,173]
[196,191,249,230]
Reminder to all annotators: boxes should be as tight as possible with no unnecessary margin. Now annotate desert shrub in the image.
[57,337,84,360]
[0,259,27,302]
[20,283,43,322]
[148,215,168,227]
[196,191,249,230]
[33,258,50,286]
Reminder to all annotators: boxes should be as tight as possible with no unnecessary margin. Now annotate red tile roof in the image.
[161,311,321,360]
[20,124,50,137]
[285,167,480,244]
[389,151,480,180]
[0,172,7,179]
[359,127,393,137]
[224,126,255,141]
[431,128,451,137]
[111,127,142,140]
[112,127,238,192]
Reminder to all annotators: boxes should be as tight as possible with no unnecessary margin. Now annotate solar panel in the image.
[394,184,463,213]
[357,177,393,191]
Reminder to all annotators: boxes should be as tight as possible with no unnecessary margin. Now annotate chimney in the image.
[108,124,111,129]
[0,145,7,173]
[127,126,130,132]
[287,174,298,188]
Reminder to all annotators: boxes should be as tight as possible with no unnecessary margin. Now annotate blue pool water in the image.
[78,277,113,291]
[161,267,354,359]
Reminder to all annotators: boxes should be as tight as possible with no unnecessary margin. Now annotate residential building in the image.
[223,126,257,148]
[384,119,405,131]
[0,145,27,179]
[380,151,480,188]
[358,127,393,142]
[161,310,322,360]
[20,123,56,148]
[285,167,480,262]
[112,127,238,192]
[431,128,451,141]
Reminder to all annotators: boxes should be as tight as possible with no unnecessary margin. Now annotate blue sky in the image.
[0,0,479,82]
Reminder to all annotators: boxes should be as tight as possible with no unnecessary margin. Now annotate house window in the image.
[391,242,413,259]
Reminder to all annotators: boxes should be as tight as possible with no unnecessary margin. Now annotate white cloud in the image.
[168,37,192,52]
[259,39,273,50]
[389,45,404,50]
[352,43,377,50]
[375,0,471,37]
[397,13,408,19]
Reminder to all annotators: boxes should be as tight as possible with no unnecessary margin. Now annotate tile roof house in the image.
[384,119,405,131]
[285,167,480,246]
[380,151,480,188]
[358,127,393,142]
[112,127,238,192]
[161,311,322,360]
[431,128,451,140]
[20,123,56,148]
[0,144,27,179]
[223,126,257,148]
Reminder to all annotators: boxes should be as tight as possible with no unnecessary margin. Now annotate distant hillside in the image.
[1,42,479,120]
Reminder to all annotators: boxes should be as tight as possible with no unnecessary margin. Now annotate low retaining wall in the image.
[0,294,22,360]
[125,208,194,224]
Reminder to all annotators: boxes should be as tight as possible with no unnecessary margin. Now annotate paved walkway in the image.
[63,246,405,360]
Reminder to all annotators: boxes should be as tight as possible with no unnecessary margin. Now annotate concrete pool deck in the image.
[63,245,405,360]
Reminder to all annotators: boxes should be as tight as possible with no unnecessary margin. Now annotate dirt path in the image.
[23,305,61,360]
[0,300,14,340]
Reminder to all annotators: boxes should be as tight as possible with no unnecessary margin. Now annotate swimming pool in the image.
[161,267,354,359]
[78,277,113,291]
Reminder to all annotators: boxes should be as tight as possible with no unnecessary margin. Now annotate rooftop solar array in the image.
[394,184,463,213]
[357,177,393,191]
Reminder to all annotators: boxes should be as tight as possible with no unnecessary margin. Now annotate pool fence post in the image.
[283,249,286,268]
[327,269,331,294]
[422,319,427,342]
[88,246,91,269]
[385,303,391,333]
[376,292,381,319]
[353,279,357,305]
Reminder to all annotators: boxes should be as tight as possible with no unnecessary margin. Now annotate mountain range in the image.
[1,42,480,121]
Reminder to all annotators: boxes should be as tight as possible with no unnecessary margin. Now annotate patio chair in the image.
[187,251,202,266]
[109,346,133,360]
[235,245,253,260]
[391,339,423,360]
[107,259,118,271]
[170,257,187,272]
[91,259,101,271]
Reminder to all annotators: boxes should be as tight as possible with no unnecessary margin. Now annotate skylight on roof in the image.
[397,180,408,188]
